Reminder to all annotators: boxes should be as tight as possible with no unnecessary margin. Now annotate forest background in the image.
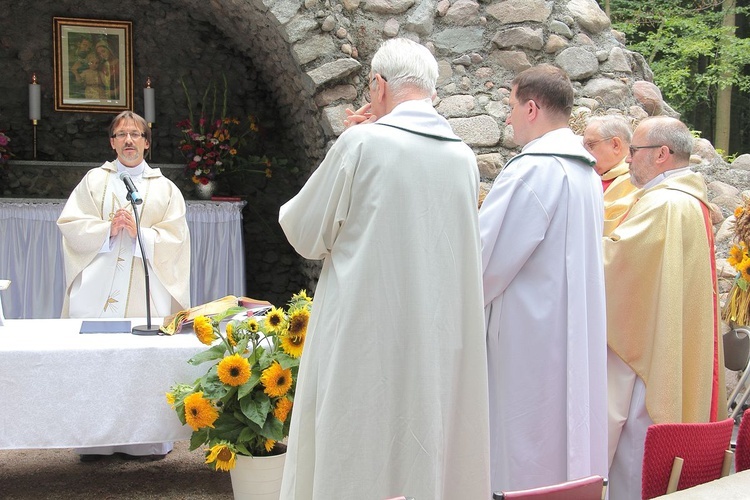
[600,0,750,158]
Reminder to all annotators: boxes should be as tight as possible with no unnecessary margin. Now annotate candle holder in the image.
[29,73,41,160]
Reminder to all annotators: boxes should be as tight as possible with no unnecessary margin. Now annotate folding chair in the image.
[641,418,734,499]
[736,408,750,472]
[492,475,607,500]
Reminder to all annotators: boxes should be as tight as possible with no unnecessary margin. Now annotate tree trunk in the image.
[715,0,736,155]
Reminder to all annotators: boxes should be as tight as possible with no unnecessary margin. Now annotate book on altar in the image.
[160,295,272,335]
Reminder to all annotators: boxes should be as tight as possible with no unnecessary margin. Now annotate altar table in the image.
[0,318,207,450]
[0,198,246,319]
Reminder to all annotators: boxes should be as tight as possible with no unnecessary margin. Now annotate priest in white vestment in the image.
[57,111,190,459]
[278,38,491,500]
[479,64,608,492]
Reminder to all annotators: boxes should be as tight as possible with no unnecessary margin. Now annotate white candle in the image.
[144,77,155,124]
[29,74,41,121]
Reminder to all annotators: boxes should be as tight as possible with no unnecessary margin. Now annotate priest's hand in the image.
[111,208,137,239]
[344,103,376,128]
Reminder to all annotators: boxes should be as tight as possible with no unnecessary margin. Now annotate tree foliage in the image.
[606,0,750,131]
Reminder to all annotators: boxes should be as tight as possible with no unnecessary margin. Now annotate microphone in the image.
[119,172,143,205]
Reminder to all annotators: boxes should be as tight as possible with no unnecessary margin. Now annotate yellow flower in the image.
[288,308,310,338]
[736,206,745,218]
[264,439,275,453]
[729,244,744,268]
[260,362,293,397]
[165,392,175,407]
[281,331,305,358]
[205,443,236,471]
[265,167,272,179]
[273,397,293,423]
[264,307,286,332]
[293,290,312,302]
[738,256,750,281]
[184,392,219,431]
[226,322,237,346]
[246,318,260,334]
[217,354,251,387]
[194,316,217,345]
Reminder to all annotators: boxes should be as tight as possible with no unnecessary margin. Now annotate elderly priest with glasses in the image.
[57,110,190,460]
[604,116,724,499]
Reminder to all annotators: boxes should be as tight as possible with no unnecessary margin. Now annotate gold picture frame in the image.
[53,17,133,113]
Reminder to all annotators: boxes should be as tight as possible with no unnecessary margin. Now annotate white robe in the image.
[479,128,608,491]
[278,100,491,500]
[57,160,190,458]
[58,161,191,318]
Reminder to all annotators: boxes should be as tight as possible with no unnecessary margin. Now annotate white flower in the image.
[193,155,202,162]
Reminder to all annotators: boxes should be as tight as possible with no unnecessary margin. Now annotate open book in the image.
[160,295,272,335]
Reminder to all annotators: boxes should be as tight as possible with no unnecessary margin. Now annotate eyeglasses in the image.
[364,74,388,103]
[584,137,612,151]
[629,144,674,156]
[111,131,145,140]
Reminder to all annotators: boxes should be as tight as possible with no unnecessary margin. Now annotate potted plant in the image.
[167,290,311,498]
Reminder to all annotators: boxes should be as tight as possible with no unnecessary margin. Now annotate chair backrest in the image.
[736,408,750,472]
[492,475,606,500]
[641,418,735,499]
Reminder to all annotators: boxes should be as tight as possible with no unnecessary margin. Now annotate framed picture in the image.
[53,17,133,113]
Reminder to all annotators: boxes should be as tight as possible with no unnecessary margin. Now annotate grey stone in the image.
[581,78,629,107]
[306,58,362,88]
[601,47,632,73]
[567,0,610,34]
[555,47,599,80]
[436,94,477,117]
[321,15,336,31]
[449,115,501,146]
[452,54,472,66]
[284,16,319,43]
[732,154,750,171]
[544,34,569,54]
[432,27,486,54]
[314,84,358,107]
[477,153,504,178]
[271,0,303,24]
[549,20,573,39]
[321,104,350,136]
[405,0,438,35]
[489,50,532,73]
[492,27,544,51]
[486,0,552,24]
[708,180,741,198]
[292,35,337,65]
[364,0,416,14]
[445,0,481,26]
[384,18,400,37]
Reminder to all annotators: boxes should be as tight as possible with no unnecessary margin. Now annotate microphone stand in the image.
[129,194,160,335]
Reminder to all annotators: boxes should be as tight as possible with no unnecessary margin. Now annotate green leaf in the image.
[240,391,272,428]
[189,344,228,365]
[190,428,209,450]
[738,277,749,291]
[238,371,261,399]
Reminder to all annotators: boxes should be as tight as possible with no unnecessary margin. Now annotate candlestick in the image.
[144,77,155,124]
[29,73,40,159]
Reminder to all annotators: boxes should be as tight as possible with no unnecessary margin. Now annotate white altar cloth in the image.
[0,319,207,450]
[0,198,246,319]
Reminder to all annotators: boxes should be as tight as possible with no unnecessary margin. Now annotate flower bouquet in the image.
[0,131,13,167]
[167,290,311,472]
[723,201,750,326]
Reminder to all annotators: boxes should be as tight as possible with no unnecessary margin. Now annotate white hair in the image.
[370,38,437,99]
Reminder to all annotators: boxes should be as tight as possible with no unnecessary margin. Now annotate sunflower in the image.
[264,439,276,453]
[736,206,745,218]
[260,362,293,397]
[293,289,312,302]
[273,397,293,423]
[194,316,217,345]
[246,318,260,334]
[225,322,237,346]
[217,354,251,387]
[729,244,744,268]
[205,442,236,471]
[184,392,219,431]
[280,331,305,358]
[738,256,750,281]
[264,307,286,332]
[165,392,175,407]
[288,308,310,338]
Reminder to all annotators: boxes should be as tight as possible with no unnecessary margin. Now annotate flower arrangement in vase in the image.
[167,290,311,472]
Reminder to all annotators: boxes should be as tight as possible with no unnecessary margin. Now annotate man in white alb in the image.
[57,111,190,460]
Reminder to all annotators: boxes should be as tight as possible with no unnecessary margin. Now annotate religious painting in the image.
[53,17,133,113]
